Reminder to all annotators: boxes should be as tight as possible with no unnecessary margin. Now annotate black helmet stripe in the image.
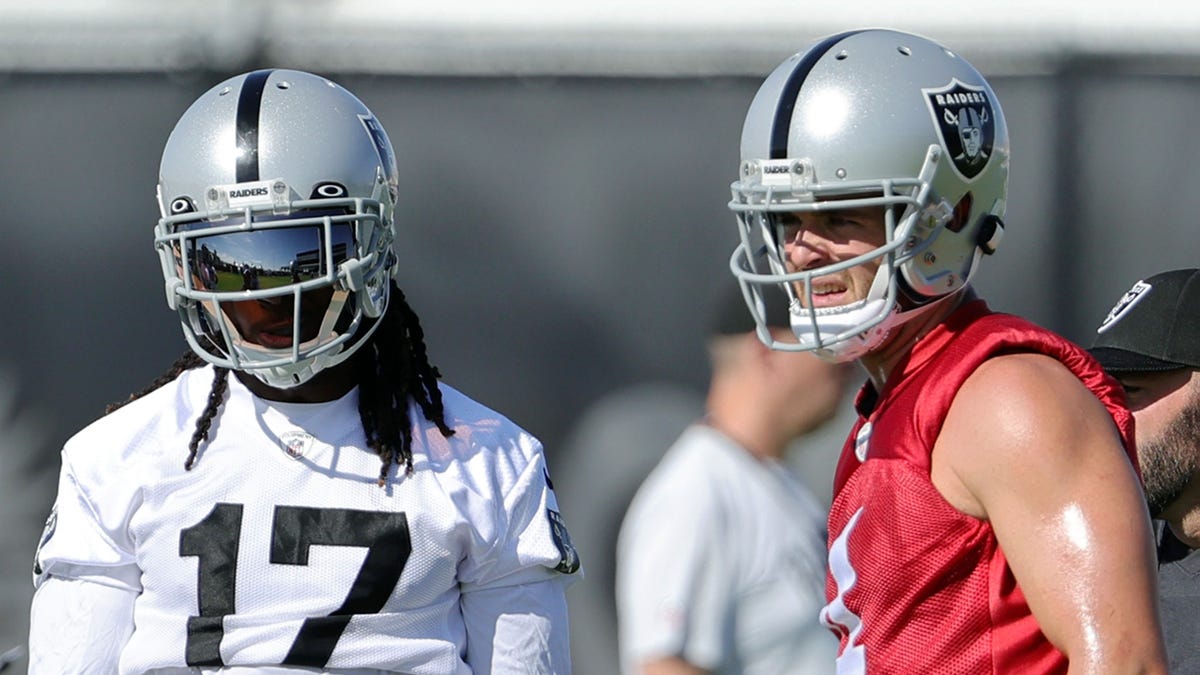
[235,69,274,183]
[770,30,870,159]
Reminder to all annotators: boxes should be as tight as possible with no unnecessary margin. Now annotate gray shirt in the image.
[616,424,836,674]
[1156,519,1200,674]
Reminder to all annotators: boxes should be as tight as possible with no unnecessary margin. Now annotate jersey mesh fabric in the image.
[822,299,1134,674]
[35,366,577,674]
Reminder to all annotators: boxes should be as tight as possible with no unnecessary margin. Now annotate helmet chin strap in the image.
[225,291,354,389]
[792,297,895,363]
[249,347,342,389]
[788,262,899,362]
[242,291,390,389]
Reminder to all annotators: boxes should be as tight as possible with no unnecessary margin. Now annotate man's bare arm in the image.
[932,352,1166,674]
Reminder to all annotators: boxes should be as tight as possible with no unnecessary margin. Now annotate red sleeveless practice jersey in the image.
[820,300,1136,674]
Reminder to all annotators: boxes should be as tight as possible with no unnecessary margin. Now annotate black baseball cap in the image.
[1090,268,1200,373]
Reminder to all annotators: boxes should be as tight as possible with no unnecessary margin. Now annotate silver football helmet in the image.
[154,69,398,388]
[729,29,1009,361]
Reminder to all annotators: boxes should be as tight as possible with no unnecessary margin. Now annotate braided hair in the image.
[107,281,454,486]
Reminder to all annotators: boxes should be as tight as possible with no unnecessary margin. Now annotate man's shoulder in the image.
[435,382,534,438]
[648,425,745,479]
[911,303,1091,408]
[949,352,1096,441]
[627,426,755,520]
[418,382,549,487]
[64,367,207,466]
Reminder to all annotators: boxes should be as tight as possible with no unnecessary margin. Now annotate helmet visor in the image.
[173,211,356,294]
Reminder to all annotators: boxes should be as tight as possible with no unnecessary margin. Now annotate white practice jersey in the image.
[31,365,580,674]
[616,425,835,675]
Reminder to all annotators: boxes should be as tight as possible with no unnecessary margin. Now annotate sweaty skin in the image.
[932,353,1165,673]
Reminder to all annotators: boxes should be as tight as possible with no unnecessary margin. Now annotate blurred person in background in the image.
[1091,267,1200,674]
[28,69,578,674]
[616,281,847,674]
[728,28,1166,672]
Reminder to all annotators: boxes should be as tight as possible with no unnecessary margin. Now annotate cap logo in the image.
[1097,280,1151,334]
[924,79,996,181]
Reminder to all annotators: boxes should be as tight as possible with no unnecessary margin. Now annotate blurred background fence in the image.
[2,2,1200,672]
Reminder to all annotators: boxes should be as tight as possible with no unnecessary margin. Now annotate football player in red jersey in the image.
[728,29,1166,673]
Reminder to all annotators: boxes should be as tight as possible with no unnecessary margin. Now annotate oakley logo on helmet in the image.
[311,182,348,199]
[924,79,996,180]
[170,197,196,215]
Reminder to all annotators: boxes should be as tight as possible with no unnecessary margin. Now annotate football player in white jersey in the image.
[28,69,580,674]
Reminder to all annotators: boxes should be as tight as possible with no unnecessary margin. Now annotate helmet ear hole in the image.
[946,192,973,233]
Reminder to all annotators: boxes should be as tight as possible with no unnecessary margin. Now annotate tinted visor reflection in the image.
[186,224,354,292]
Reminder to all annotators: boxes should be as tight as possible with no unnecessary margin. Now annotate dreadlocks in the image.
[107,281,454,486]
[357,284,455,485]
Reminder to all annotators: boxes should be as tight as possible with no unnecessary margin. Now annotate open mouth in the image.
[220,288,337,351]
[253,329,296,349]
[800,281,851,308]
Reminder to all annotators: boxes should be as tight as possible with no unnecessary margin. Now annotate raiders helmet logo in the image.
[924,79,996,181]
